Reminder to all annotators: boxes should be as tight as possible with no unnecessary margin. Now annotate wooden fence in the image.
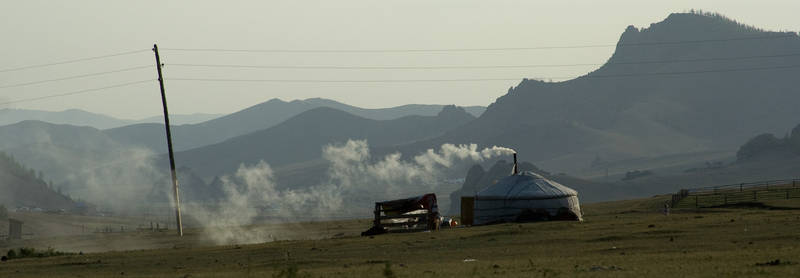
[672,179,800,208]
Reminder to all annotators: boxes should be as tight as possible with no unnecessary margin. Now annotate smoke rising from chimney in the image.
[186,139,516,244]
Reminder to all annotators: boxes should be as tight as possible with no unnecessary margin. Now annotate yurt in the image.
[473,155,582,225]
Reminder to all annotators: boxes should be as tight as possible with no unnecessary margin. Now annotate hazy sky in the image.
[1,0,798,119]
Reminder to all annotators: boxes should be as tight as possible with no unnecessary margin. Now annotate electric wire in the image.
[0,49,150,74]
[166,53,800,70]
[586,64,800,78]
[168,64,800,84]
[160,34,795,53]
[169,77,524,83]
[2,35,798,104]
[0,65,152,89]
[0,80,154,106]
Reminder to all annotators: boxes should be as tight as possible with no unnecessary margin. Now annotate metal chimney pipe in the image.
[513,153,519,175]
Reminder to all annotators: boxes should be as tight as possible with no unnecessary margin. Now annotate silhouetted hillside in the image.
[0,108,220,129]
[134,113,223,126]
[105,98,485,153]
[736,123,800,161]
[302,98,486,119]
[0,121,123,183]
[0,108,132,129]
[0,151,74,210]
[0,121,214,210]
[175,105,476,179]
[393,12,800,174]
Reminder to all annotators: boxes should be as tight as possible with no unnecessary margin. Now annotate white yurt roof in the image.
[476,171,578,200]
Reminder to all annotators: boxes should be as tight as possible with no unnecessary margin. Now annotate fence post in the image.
[374,203,381,228]
[787,190,790,200]
[724,194,727,205]
[753,190,757,201]
[695,195,699,208]
[740,183,743,192]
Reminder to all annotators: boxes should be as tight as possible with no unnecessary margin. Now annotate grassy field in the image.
[1,196,799,277]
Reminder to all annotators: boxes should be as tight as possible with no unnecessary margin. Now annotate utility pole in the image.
[153,44,183,236]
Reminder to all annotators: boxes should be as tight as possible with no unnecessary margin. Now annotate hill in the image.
[0,121,216,211]
[0,151,74,210]
[736,123,800,161]
[133,113,222,126]
[104,98,485,153]
[392,12,800,175]
[301,97,486,120]
[0,108,132,129]
[174,105,476,179]
[0,120,124,184]
[0,108,219,129]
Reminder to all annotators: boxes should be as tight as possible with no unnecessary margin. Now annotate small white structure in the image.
[473,158,583,225]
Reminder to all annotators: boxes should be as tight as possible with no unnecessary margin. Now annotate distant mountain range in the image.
[0,108,221,129]
[175,105,477,179]
[105,98,486,153]
[0,100,483,209]
[4,12,800,210]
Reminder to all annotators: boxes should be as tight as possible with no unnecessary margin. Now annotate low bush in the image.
[5,247,74,260]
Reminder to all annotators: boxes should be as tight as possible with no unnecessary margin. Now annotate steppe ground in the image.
[1,196,799,277]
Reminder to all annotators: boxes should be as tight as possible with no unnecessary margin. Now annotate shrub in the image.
[272,265,298,278]
[383,262,396,278]
[5,247,73,260]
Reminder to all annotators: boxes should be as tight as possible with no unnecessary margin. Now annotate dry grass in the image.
[2,196,800,277]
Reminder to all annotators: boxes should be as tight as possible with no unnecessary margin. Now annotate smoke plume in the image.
[188,139,515,244]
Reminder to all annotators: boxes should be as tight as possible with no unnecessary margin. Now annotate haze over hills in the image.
[105,98,486,153]
[175,105,477,179]
[0,108,132,130]
[391,12,800,175]
[0,101,483,210]
[134,113,223,126]
[0,151,74,210]
[4,12,800,213]
[0,120,124,183]
[0,108,222,129]
[0,120,219,210]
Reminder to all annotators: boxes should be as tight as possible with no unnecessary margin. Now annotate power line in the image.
[0,80,154,106]
[160,34,795,53]
[170,77,523,83]
[0,49,150,74]
[169,63,598,70]
[166,53,800,71]
[586,64,800,78]
[168,64,800,84]
[0,65,152,90]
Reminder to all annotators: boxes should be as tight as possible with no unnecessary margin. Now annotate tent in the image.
[473,171,582,225]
